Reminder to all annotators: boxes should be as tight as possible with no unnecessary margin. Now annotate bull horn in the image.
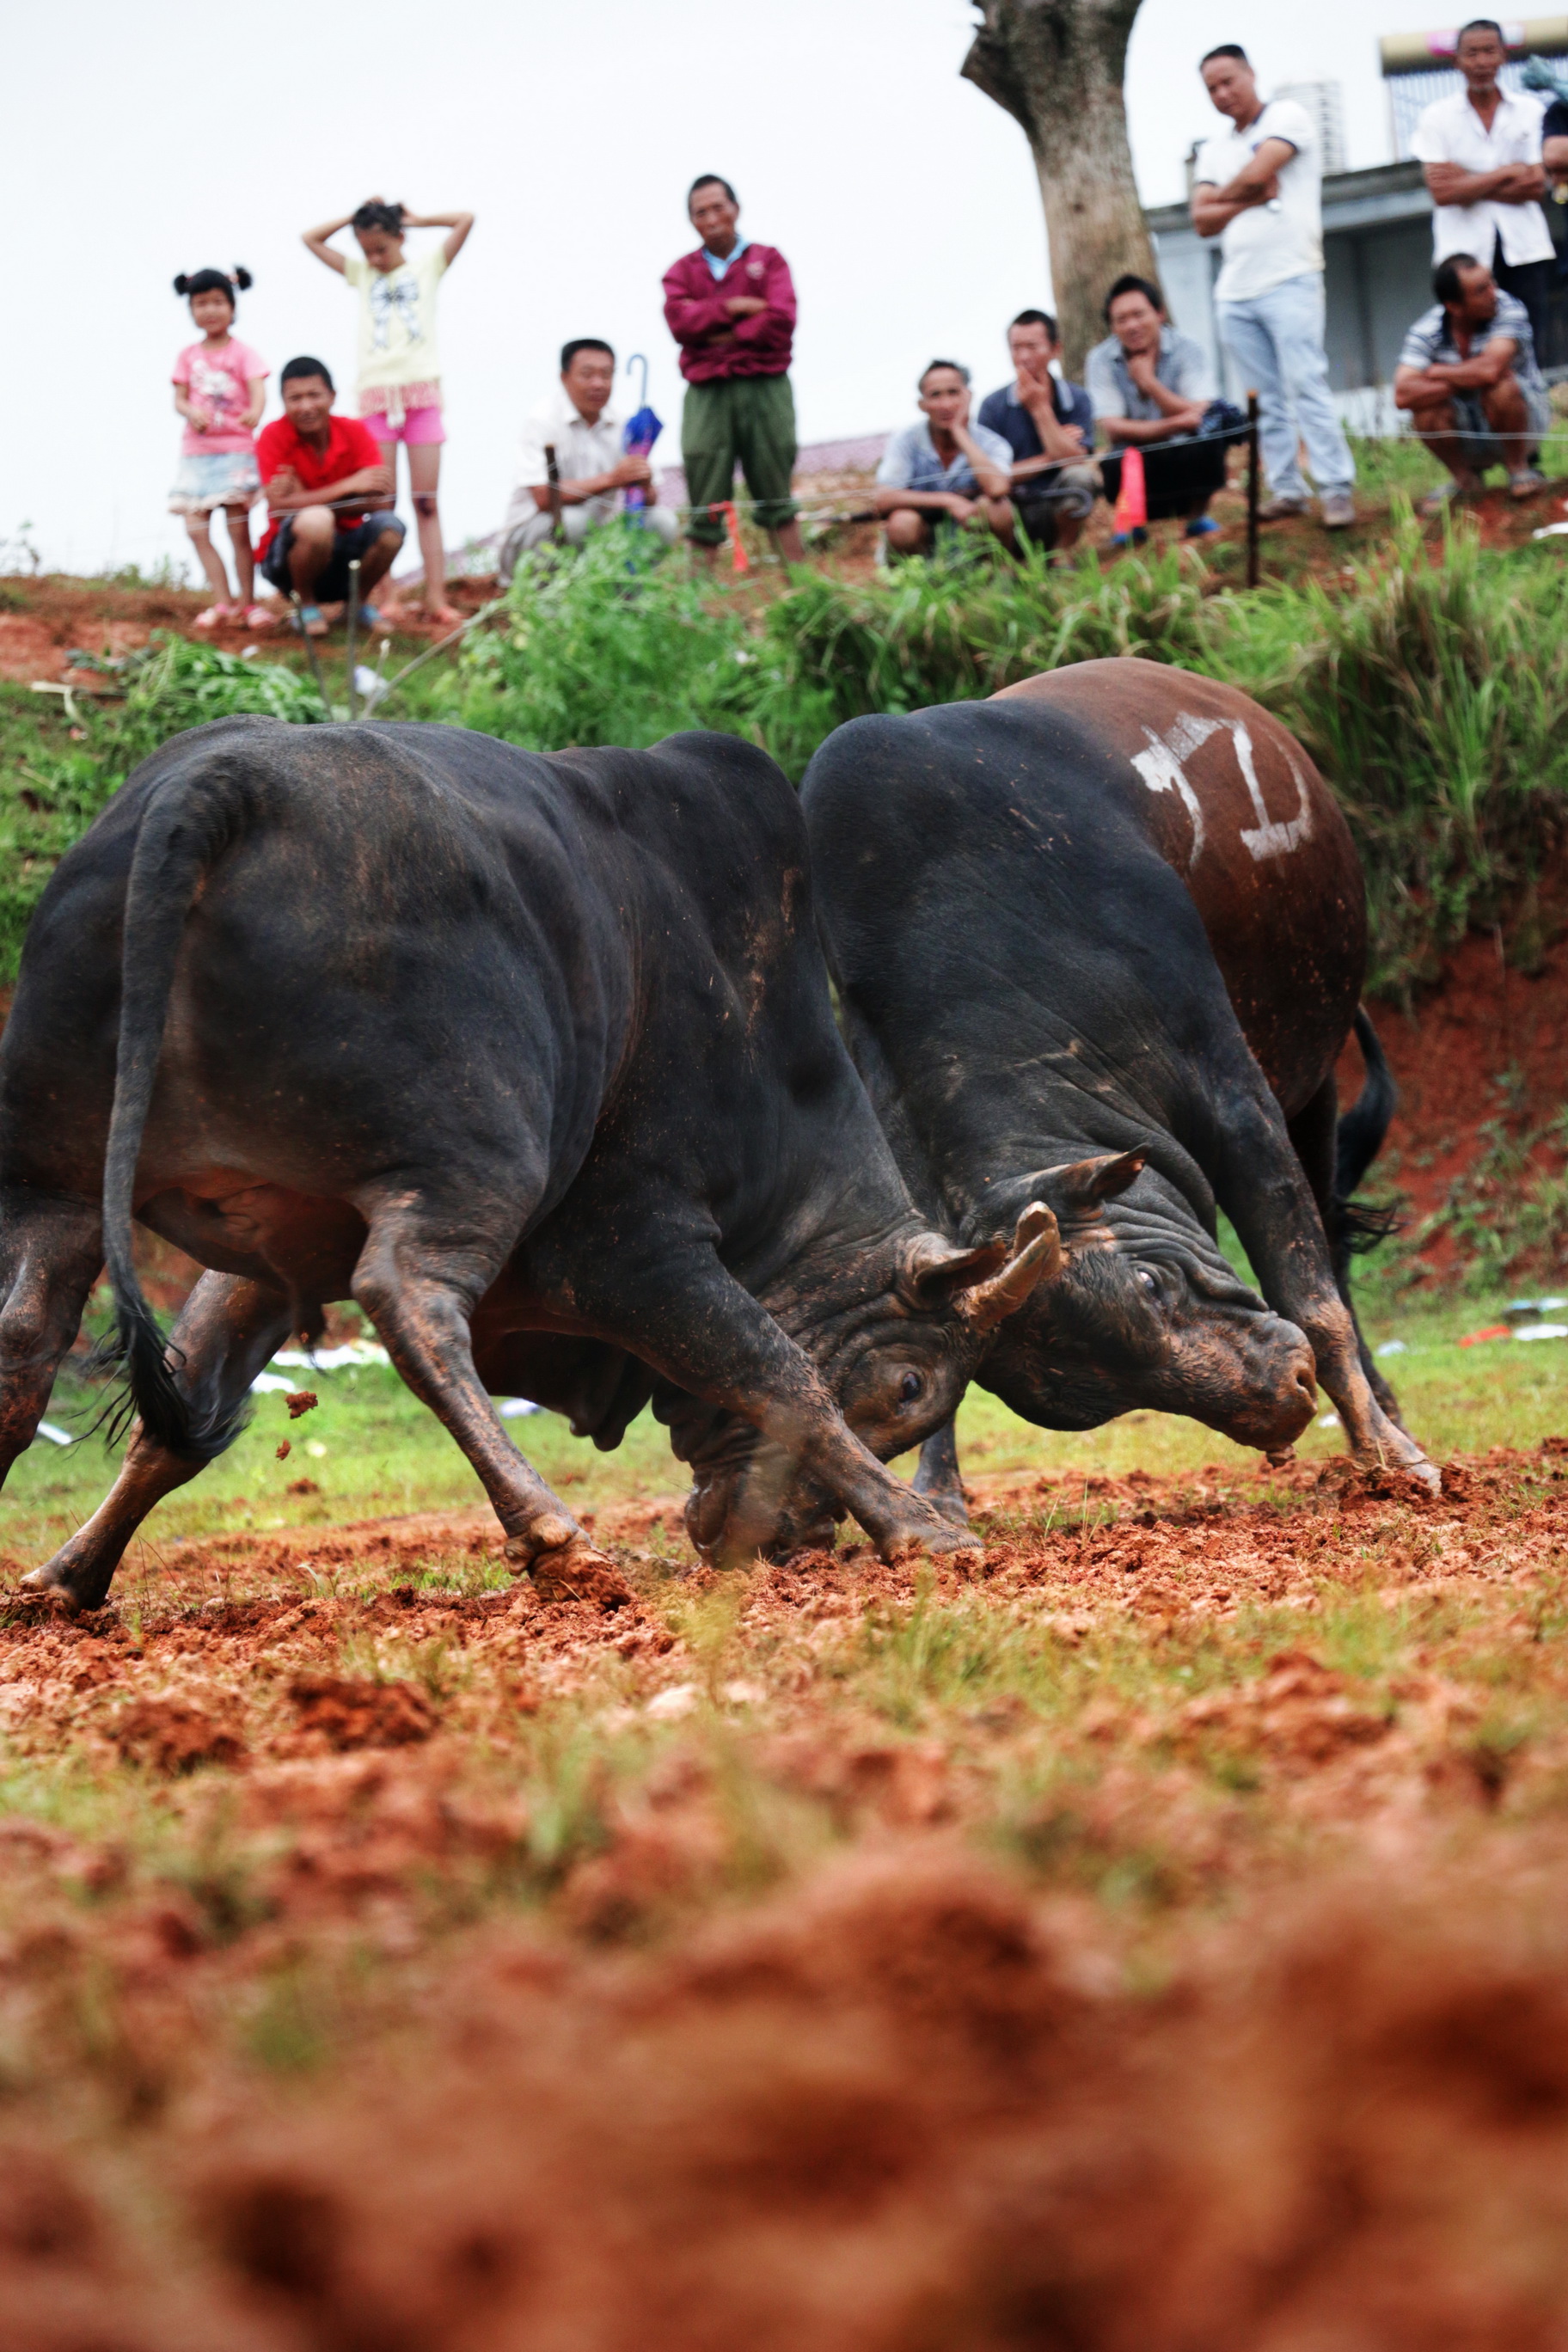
[960,1203,1063,1329]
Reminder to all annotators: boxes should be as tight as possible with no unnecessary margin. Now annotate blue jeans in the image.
[1215,272,1354,501]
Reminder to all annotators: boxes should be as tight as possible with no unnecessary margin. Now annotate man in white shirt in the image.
[499,339,679,579]
[1191,43,1357,530]
[1411,18,1552,356]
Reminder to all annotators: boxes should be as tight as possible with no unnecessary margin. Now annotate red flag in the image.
[720,500,750,573]
[1112,445,1147,535]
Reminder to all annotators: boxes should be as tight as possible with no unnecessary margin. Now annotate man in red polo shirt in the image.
[663,175,805,564]
[256,356,404,634]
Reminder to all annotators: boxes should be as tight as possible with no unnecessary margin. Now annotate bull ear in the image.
[1033,1151,1145,1218]
[957,1203,1064,1328]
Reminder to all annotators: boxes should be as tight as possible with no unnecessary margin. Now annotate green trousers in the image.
[681,373,798,544]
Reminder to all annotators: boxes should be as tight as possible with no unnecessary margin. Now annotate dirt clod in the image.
[285,1391,318,1421]
[287,1676,438,1751]
[111,1698,245,1776]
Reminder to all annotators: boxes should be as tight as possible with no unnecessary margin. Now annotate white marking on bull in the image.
[1130,714,1314,866]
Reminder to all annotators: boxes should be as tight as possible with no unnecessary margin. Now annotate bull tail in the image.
[101,764,250,1458]
[1331,1007,1400,1256]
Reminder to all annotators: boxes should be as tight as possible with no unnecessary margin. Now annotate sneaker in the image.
[1257,494,1310,522]
[1109,526,1149,548]
[1184,516,1221,539]
[1320,491,1357,530]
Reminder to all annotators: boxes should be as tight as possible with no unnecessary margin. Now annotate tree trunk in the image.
[964,0,1154,377]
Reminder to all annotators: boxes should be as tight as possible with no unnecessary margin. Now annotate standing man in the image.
[977,309,1099,554]
[662,175,805,565]
[498,339,678,579]
[1412,20,1552,358]
[1191,43,1357,530]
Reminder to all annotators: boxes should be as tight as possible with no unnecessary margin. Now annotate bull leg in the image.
[349,1202,633,1609]
[912,1418,970,1527]
[1220,1103,1436,1490]
[1285,1076,1403,1425]
[0,1188,103,1491]
[24,1272,294,1613]
[567,1246,979,1569]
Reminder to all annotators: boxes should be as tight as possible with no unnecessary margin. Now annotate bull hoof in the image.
[511,1537,633,1612]
[879,1518,983,1564]
[19,1564,101,1616]
[921,1490,972,1530]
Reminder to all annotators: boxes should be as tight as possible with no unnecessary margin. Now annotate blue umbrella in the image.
[622,352,664,516]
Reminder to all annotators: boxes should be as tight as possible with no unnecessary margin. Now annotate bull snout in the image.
[1228,1313,1317,1451]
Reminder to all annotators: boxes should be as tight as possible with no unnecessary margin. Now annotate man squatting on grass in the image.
[1191,43,1357,530]
[976,309,1099,555]
[498,339,679,579]
[1085,278,1225,542]
[873,363,1017,554]
[254,359,405,636]
[663,175,805,565]
[1393,254,1549,505]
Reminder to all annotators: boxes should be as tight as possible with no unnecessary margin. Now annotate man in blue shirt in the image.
[874,362,1017,554]
[977,309,1099,554]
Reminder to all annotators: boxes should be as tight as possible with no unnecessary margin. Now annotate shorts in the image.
[681,373,797,543]
[1014,459,1099,548]
[260,511,406,600]
[363,402,446,447]
[1452,381,1553,469]
[168,450,261,514]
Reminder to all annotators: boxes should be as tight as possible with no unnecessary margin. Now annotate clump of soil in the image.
[288,1675,436,1751]
[111,1696,244,1775]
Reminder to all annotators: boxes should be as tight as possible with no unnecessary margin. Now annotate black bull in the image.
[800,661,1436,1509]
[0,718,1064,1611]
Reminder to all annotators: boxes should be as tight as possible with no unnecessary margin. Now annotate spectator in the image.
[254,358,404,636]
[874,362,1016,556]
[977,309,1098,554]
[1191,44,1357,530]
[303,198,475,626]
[1393,253,1548,506]
[1412,21,1552,357]
[167,266,271,630]
[1085,278,1226,541]
[499,340,679,578]
[663,175,805,564]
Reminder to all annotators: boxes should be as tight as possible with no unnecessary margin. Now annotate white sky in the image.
[5,0,1458,578]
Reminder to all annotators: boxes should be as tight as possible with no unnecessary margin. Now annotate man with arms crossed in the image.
[1412,20,1552,359]
[977,309,1098,555]
[1393,253,1549,505]
[499,339,678,579]
[255,358,404,635]
[1191,43,1357,530]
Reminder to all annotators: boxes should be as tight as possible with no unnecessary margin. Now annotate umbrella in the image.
[622,352,664,515]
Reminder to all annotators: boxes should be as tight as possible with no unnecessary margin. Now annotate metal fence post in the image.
[1246,390,1260,590]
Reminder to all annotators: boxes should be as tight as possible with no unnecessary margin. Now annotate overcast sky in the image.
[5,0,1457,578]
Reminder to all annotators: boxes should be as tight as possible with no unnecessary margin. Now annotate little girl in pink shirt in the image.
[168,267,272,628]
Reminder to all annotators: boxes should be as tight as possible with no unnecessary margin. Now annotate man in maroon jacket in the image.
[663,175,805,563]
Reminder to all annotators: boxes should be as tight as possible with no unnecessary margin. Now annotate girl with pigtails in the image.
[168,267,272,628]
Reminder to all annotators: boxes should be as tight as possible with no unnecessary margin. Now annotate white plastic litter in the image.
[1375,1338,1408,1358]
[1505,1296,1568,1323]
[499,1398,542,1418]
[1516,1324,1568,1342]
[1317,1412,1341,1429]
[249,1372,297,1393]
[269,1343,389,1369]
[1532,521,1568,538]
[646,1683,700,1722]
[30,1421,74,1448]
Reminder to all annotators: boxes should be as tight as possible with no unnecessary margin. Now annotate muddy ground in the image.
[0,1442,1567,2345]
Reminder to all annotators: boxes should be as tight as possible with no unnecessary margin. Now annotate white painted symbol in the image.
[1130,714,1315,865]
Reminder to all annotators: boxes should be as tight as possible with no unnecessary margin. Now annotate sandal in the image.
[292,603,328,639]
[193,603,237,629]
[242,603,277,630]
[1510,467,1547,500]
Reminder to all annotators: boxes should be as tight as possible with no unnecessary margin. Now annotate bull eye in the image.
[899,1371,922,1403]
[1136,1266,1160,1295]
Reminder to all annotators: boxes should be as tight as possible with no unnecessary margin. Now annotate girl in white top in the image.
[303,198,475,625]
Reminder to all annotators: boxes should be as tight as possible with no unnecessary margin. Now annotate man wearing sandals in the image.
[255,358,405,636]
[1393,255,1550,508]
